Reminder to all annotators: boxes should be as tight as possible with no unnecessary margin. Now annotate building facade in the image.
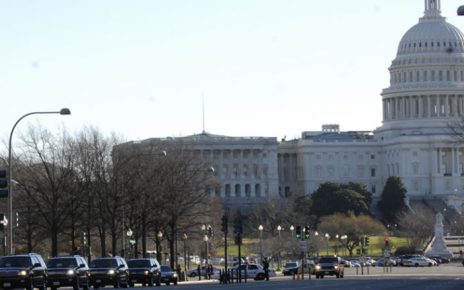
[119,1,464,212]
[279,0,464,213]
[117,133,280,208]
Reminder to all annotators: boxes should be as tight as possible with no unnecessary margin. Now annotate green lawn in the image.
[213,236,410,260]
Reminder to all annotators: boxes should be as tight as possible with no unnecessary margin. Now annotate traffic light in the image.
[0,213,6,231]
[233,217,242,235]
[0,169,8,198]
[221,215,228,233]
[365,236,370,247]
[304,226,310,239]
[234,234,242,245]
[295,225,301,239]
[207,225,213,237]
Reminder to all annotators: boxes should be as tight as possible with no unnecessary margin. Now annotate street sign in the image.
[299,240,307,252]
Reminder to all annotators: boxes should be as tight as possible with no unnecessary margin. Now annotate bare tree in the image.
[14,126,78,256]
[397,205,435,251]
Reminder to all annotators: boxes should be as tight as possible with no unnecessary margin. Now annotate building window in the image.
[233,164,239,178]
[225,184,231,197]
[243,164,248,177]
[255,184,261,197]
[371,168,376,177]
[284,186,290,197]
[235,184,241,197]
[370,154,375,159]
[371,185,376,194]
[245,184,251,198]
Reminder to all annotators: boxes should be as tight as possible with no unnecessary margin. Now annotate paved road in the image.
[162,263,464,289]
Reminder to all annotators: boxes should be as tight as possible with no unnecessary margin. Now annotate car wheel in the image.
[428,263,432,267]
[255,273,265,280]
[166,282,170,286]
[321,275,324,279]
[341,272,344,278]
[83,280,90,290]
[51,286,57,290]
[26,278,34,290]
[73,279,80,290]
[414,263,419,267]
[189,272,196,277]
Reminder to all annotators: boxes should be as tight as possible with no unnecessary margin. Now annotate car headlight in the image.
[66,269,76,276]
[108,269,115,275]
[334,265,339,270]
[144,271,149,276]
[18,270,28,277]
[315,265,321,270]
[172,273,178,278]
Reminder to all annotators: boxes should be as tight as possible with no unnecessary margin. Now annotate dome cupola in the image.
[377,0,464,138]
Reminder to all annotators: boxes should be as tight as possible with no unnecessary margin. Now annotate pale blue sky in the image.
[1,0,463,143]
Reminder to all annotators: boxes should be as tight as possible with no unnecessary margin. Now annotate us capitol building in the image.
[119,0,464,213]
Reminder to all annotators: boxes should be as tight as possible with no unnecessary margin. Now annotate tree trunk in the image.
[142,216,147,258]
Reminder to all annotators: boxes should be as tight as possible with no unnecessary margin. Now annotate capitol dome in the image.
[397,3,464,55]
[378,0,464,138]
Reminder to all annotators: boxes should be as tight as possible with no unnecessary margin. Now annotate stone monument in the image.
[425,213,453,258]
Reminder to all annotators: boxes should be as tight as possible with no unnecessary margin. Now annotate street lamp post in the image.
[340,235,347,257]
[126,228,133,258]
[156,231,163,262]
[258,225,264,261]
[182,233,188,280]
[315,232,319,257]
[335,234,339,255]
[203,235,209,269]
[8,108,71,254]
[277,225,282,270]
[324,233,330,255]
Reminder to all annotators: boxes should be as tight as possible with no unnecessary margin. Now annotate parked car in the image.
[282,262,299,276]
[233,264,276,280]
[127,258,161,287]
[348,259,361,267]
[47,256,90,290]
[372,257,397,267]
[314,256,344,279]
[426,255,449,264]
[88,257,129,288]
[0,253,48,290]
[339,259,353,268]
[186,265,220,278]
[159,265,178,285]
[402,256,437,267]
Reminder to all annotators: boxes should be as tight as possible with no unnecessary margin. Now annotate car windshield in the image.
[318,257,338,263]
[90,259,118,268]
[47,258,78,268]
[160,265,172,272]
[285,262,297,268]
[0,256,32,268]
[127,260,151,268]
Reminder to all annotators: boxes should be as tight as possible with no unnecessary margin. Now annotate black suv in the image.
[47,256,90,290]
[89,257,129,289]
[127,258,161,287]
[0,253,47,290]
[314,256,344,279]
